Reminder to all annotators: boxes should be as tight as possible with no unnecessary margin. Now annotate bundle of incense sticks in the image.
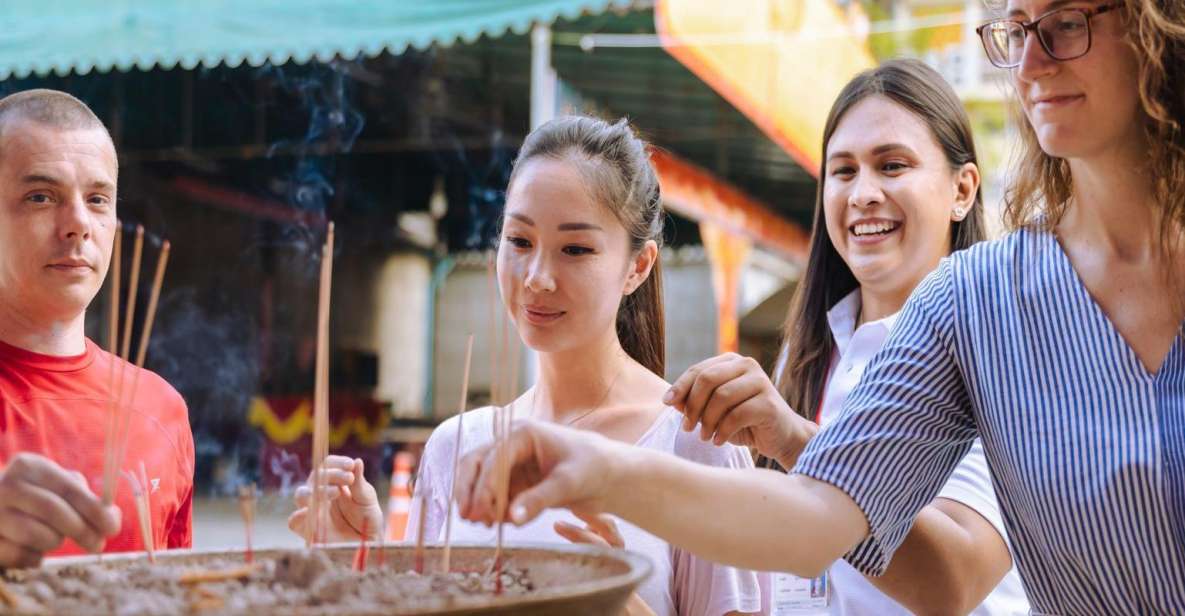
[238,483,257,564]
[308,223,335,547]
[441,334,475,573]
[122,461,155,563]
[102,224,171,508]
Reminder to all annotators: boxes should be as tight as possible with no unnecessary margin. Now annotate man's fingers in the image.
[0,537,42,569]
[0,508,64,553]
[5,455,117,539]
[2,482,102,552]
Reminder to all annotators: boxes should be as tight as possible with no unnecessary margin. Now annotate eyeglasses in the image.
[976,3,1120,68]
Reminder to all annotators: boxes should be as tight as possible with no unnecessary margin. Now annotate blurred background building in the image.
[0,0,1011,546]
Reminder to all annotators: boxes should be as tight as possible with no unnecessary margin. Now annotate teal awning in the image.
[0,0,635,79]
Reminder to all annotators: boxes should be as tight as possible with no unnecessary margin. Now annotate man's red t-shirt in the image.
[0,337,194,555]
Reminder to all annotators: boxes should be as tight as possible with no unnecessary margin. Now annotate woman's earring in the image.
[953,206,967,220]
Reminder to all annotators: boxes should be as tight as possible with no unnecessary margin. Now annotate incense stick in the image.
[413,477,429,575]
[101,227,123,505]
[493,336,521,594]
[122,463,154,563]
[486,253,499,409]
[441,334,475,573]
[238,483,257,564]
[309,222,335,547]
[353,517,370,572]
[119,226,144,362]
[110,240,171,488]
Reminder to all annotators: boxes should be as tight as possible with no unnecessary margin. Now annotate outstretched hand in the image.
[453,420,628,527]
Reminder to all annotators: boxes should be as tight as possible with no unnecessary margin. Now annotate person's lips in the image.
[1031,93,1085,110]
[47,258,95,273]
[848,217,902,245]
[522,304,565,325]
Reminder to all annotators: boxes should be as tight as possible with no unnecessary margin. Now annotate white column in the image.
[525,22,559,388]
[530,23,558,130]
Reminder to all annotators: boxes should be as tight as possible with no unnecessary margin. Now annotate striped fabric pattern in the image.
[794,227,1185,614]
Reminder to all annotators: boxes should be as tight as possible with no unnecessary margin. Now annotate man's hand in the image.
[0,453,121,568]
[665,353,816,468]
[288,456,383,542]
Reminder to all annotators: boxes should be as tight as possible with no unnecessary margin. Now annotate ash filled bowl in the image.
[0,543,651,615]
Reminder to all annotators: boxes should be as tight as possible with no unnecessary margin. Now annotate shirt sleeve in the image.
[167,482,194,548]
[672,433,766,615]
[793,261,979,577]
[404,417,457,544]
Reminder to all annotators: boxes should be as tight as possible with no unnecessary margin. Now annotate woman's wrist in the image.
[774,413,818,470]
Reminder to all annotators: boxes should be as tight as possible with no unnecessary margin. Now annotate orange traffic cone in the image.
[385,451,415,541]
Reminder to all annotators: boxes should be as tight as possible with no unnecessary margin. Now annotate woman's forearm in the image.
[866,499,1012,615]
[604,447,868,575]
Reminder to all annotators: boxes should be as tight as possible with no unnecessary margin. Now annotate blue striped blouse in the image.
[795,227,1185,614]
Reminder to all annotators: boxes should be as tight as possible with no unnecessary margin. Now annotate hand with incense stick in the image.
[0,89,195,567]
[288,456,382,543]
[405,116,765,616]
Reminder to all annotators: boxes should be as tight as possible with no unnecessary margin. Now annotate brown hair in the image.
[507,116,666,376]
[775,59,987,424]
[1002,0,1185,259]
[0,89,112,168]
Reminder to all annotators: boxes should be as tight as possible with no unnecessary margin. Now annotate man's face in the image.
[0,119,118,324]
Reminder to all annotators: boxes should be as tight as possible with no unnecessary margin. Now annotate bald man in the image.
[0,89,193,568]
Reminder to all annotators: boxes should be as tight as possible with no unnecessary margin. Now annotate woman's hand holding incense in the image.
[0,453,120,568]
[455,419,868,575]
[288,456,383,542]
[665,353,817,469]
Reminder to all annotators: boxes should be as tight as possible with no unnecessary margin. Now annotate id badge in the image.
[771,570,831,615]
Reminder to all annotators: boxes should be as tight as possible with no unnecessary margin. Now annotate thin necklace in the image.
[549,361,627,428]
